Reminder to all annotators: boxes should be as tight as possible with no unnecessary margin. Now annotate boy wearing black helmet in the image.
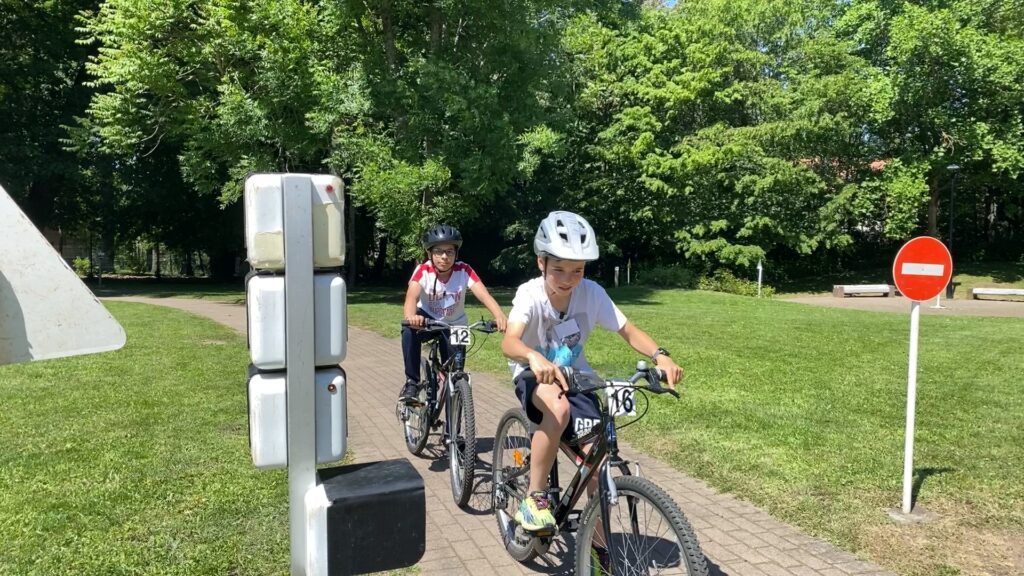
[398,224,508,404]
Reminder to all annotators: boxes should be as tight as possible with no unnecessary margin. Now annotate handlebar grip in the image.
[401,319,445,328]
[646,367,681,398]
[559,366,580,393]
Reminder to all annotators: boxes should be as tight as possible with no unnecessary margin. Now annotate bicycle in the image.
[491,361,709,575]
[396,317,498,506]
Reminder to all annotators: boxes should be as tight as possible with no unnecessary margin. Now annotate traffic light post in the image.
[244,174,424,575]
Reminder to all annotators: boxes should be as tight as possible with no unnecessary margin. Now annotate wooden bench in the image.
[970,287,1024,300]
[832,284,894,297]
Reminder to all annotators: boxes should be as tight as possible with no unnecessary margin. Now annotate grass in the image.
[348,284,1024,576]
[0,302,289,575]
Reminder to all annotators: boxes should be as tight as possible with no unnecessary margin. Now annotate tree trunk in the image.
[346,183,356,286]
[373,234,388,280]
[155,244,162,279]
[382,0,396,73]
[927,174,939,237]
[421,2,444,212]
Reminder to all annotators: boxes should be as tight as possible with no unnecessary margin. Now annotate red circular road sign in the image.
[892,236,952,301]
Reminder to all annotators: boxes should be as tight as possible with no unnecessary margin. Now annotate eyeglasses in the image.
[430,248,456,257]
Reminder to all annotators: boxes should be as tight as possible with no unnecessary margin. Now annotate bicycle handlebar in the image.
[400,318,499,334]
[559,362,681,399]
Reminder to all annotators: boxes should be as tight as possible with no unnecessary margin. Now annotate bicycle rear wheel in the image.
[448,377,477,506]
[401,359,432,455]
[575,475,708,576]
[492,407,540,562]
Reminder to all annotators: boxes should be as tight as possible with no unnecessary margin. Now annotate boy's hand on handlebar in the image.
[528,353,567,391]
[404,314,426,329]
[655,355,684,388]
[493,313,508,333]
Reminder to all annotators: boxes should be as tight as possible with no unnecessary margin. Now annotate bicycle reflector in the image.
[513,449,525,467]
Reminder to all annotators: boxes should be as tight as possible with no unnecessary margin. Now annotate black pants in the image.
[514,370,603,443]
[401,308,452,383]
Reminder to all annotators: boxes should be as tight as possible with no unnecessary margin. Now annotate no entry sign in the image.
[892,237,952,302]
[891,235,954,516]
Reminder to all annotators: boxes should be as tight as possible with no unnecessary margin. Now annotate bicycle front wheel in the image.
[492,407,540,562]
[448,377,477,506]
[576,475,708,576]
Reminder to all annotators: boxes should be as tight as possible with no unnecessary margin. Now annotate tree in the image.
[0,0,100,230]
[551,1,892,270]
[836,0,1024,255]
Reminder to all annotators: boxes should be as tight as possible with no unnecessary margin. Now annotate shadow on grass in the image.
[604,285,668,305]
[911,467,955,508]
[959,262,1024,283]
[91,277,245,299]
[347,284,671,307]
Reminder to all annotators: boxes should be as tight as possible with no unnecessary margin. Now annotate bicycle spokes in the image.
[589,492,689,574]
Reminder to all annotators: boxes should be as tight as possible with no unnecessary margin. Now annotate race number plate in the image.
[449,326,471,346]
[605,381,636,417]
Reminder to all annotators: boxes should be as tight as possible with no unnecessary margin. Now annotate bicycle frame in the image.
[497,366,677,569]
[499,398,624,534]
[422,333,469,433]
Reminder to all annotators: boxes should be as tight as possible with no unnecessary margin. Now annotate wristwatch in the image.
[651,347,671,364]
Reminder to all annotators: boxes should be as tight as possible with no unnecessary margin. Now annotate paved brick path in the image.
[108,297,896,576]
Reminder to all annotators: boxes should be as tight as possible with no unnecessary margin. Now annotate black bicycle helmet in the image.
[421,224,463,250]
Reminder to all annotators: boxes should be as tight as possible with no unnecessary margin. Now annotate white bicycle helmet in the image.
[534,211,599,261]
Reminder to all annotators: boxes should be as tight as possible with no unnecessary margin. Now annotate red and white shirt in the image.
[410,261,480,324]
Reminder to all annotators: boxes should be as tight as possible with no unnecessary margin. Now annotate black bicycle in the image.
[397,318,498,506]
[492,361,709,575]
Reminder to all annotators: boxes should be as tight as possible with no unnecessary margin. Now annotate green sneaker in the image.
[515,491,556,532]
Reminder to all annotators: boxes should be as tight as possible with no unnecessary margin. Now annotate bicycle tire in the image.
[491,407,540,562]
[402,359,433,455]
[448,377,477,506]
[575,475,708,576]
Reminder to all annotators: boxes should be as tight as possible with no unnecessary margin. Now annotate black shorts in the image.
[514,370,603,443]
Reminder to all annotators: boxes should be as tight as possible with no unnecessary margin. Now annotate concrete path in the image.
[107,297,896,576]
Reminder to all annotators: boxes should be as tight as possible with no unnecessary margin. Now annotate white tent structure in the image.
[0,184,125,365]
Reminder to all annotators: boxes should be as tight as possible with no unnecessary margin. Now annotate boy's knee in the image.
[533,385,570,426]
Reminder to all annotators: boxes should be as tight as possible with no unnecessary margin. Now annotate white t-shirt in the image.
[507,277,627,379]
[409,261,480,325]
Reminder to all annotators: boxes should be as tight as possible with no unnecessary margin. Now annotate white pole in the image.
[284,175,316,574]
[901,300,921,514]
[930,294,944,309]
[627,259,631,285]
[614,266,620,287]
[757,260,763,298]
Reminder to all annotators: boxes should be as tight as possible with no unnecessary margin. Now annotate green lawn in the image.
[350,285,1024,576]
[0,302,288,575]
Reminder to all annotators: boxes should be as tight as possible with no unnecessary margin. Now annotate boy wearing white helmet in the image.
[501,211,683,533]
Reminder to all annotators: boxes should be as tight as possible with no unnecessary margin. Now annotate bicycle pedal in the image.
[524,526,557,538]
[564,510,581,532]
